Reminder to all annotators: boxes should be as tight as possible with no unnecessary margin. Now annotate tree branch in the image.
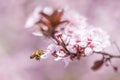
[95,52,120,58]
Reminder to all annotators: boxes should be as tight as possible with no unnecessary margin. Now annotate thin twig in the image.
[95,52,120,58]
[51,35,70,55]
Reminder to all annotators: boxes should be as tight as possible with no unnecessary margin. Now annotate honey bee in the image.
[30,50,44,60]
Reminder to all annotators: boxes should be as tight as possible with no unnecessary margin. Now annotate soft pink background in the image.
[0,0,120,80]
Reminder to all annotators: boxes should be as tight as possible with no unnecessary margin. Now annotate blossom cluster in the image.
[26,6,111,66]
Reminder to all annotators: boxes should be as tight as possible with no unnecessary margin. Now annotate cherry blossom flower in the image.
[87,28,111,52]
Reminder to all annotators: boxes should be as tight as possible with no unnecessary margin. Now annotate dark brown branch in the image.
[95,52,120,58]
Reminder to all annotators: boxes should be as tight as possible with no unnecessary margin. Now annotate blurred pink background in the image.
[0,0,120,80]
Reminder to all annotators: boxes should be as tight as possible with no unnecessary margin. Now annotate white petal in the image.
[25,14,40,28]
[78,41,87,47]
[66,45,77,53]
[56,51,66,57]
[32,30,43,36]
[69,39,76,45]
[54,57,62,61]
[84,47,93,56]
[41,51,50,59]
[47,44,56,51]
[40,54,48,59]
[25,17,35,28]
[62,34,68,42]
[41,48,53,59]
[43,7,53,16]
[25,7,42,28]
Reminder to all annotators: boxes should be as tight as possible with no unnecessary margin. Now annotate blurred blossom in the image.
[62,7,88,28]
[25,6,42,28]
